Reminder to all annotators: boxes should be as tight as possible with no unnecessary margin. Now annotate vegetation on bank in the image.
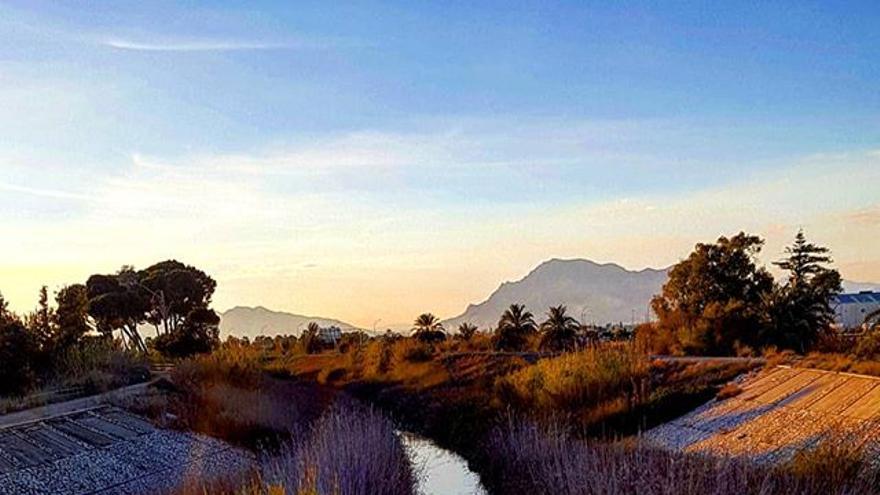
[481,418,878,495]
[114,347,415,495]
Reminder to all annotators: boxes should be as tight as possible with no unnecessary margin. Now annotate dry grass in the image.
[479,417,880,495]
[263,402,415,495]
[791,352,880,377]
[494,345,650,412]
[786,435,869,488]
[126,347,335,451]
[168,403,416,495]
[715,382,743,400]
[0,339,149,414]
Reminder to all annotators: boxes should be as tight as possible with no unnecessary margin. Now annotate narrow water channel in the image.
[400,432,488,495]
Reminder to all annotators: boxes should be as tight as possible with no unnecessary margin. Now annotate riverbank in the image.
[270,343,761,494]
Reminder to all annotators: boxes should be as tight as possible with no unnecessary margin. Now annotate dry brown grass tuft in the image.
[716,382,743,400]
[786,435,871,488]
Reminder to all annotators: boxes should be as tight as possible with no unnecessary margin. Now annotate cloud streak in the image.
[101,38,302,52]
[0,181,93,202]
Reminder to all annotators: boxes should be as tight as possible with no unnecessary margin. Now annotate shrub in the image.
[55,337,149,391]
[263,403,416,495]
[154,308,221,358]
[495,345,650,412]
[480,417,880,495]
[393,339,434,363]
[786,436,870,489]
[854,330,880,359]
[0,320,38,396]
[171,345,262,390]
[634,322,677,355]
[716,382,743,400]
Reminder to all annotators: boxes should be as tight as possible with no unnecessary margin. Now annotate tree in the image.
[0,318,38,396]
[53,284,91,352]
[86,272,150,352]
[765,230,842,352]
[153,308,220,358]
[301,322,323,354]
[0,291,15,326]
[140,260,216,335]
[457,323,478,341]
[495,303,537,351]
[26,286,54,351]
[412,313,446,343]
[539,305,580,351]
[651,232,774,355]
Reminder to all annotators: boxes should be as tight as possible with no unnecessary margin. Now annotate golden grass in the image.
[494,345,650,411]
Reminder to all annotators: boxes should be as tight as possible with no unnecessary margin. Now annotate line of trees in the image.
[85,260,218,355]
[410,303,587,352]
[0,260,220,395]
[409,230,846,357]
[646,230,842,356]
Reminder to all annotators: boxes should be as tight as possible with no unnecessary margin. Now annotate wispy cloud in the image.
[101,37,295,52]
[0,181,93,202]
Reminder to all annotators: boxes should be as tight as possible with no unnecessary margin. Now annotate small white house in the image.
[833,291,880,330]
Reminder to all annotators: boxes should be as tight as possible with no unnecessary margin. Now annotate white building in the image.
[317,326,343,345]
[833,291,880,330]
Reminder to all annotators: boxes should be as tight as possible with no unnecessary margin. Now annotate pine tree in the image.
[767,230,841,352]
[28,286,54,351]
[774,230,833,288]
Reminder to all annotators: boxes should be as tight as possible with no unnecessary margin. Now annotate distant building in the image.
[317,326,343,345]
[833,291,880,330]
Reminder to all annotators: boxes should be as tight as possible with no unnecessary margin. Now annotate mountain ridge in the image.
[443,258,669,330]
[219,305,361,339]
[218,259,878,338]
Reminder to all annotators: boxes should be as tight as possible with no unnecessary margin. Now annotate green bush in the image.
[0,320,38,396]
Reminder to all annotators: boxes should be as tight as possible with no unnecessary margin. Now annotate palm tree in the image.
[495,303,536,351]
[457,323,478,341]
[540,305,580,351]
[412,313,446,343]
[306,322,321,335]
[301,321,322,354]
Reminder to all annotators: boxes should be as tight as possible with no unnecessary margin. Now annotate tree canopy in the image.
[651,232,774,355]
[650,230,842,355]
[85,260,217,355]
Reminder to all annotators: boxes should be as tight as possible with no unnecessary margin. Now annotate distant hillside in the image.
[219,306,360,339]
[443,258,669,330]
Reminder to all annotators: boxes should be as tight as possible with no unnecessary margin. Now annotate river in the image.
[400,433,488,495]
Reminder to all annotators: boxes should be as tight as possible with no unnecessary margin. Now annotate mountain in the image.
[219,306,360,339]
[442,258,878,331]
[443,258,669,330]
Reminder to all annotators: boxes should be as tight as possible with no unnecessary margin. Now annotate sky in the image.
[1,1,878,328]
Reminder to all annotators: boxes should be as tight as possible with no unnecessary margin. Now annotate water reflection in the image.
[400,432,487,495]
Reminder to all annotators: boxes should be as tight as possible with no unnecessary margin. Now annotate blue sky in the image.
[1,1,878,325]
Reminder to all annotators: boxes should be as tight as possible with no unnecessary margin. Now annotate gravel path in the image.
[0,406,255,494]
